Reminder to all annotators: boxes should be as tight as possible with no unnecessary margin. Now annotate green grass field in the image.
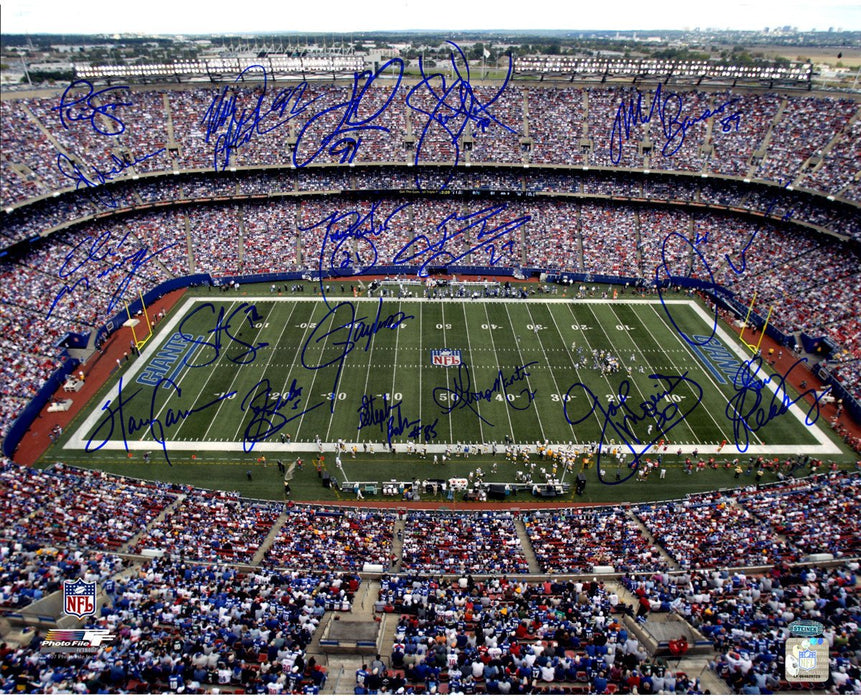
[50,286,848,502]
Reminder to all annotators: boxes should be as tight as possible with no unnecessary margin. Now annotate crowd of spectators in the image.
[131,491,283,563]
[264,506,395,571]
[522,506,666,574]
[0,459,859,693]
[634,492,797,569]
[0,557,342,693]
[0,461,177,551]
[2,86,859,209]
[622,562,861,693]
[737,472,861,560]
[377,574,704,694]
[400,512,530,574]
[0,544,124,610]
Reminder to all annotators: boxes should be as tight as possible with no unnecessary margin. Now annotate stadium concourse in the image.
[1,78,861,695]
[0,460,859,693]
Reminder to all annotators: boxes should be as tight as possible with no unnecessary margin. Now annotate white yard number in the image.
[298,322,317,329]
[550,394,572,402]
[605,394,629,403]
[481,323,502,330]
[253,322,269,328]
[526,324,544,331]
[324,392,347,401]
[436,323,452,330]
[570,324,592,331]
[615,324,633,331]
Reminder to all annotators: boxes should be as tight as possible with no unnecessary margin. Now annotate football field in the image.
[65,292,841,480]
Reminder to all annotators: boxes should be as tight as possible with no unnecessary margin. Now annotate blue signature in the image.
[609,83,742,165]
[655,230,721,347]
[177,302,269,367]
[301,299,413,413]
[392,203,530,277]
[201,65,321,171]
[240,378,322,452]
[406,43,516,190]
[47,231,178,320]
[563,373,704,484]
[294,58,404,168]
[304,200,413,282]
[432,362,538,426]
[724,178,794,275]
[52,80,132,136]
[85,376,236,465]
[357,393,439,446]
[726,357,829,452]
[56,148,166,203]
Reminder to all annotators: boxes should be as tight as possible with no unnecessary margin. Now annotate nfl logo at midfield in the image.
[431,349,462,367]
[63,579,97,619]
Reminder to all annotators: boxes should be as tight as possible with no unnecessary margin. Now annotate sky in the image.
[2,0,859,35]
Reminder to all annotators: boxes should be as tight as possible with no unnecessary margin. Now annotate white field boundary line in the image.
[685,300,840,454]
[64,298,843,456]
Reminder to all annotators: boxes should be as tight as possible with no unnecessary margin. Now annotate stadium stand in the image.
[0,460,858,693]
[1,75,860,694]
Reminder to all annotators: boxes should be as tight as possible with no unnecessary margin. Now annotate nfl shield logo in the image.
[798,649,817,671]
[63,579,97,619]
[431,349,462,367]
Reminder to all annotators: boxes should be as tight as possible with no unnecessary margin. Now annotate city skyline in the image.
[3,0,859,36]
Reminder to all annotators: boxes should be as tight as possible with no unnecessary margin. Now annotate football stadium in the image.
[1,24,860,695]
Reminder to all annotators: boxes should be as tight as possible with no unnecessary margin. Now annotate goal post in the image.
[124,291,153,350]
[739,293,773,356]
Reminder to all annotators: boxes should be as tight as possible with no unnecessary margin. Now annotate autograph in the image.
[392,203,530,277]
[609,83,742,165]
[47,232,179,320]
[293,58,404,168]
[724,177,794,275]
[357,393,439,446]
[85,377,236,465]
[305,200,413,289]
[655,230,721,347]
[201,65,321,172]
[56,148,166,202]
[726,357,829,452]
[177,302,269,367]
[563,373,704,484]
[52,80,132,136]
[432,362,538,426]
[240,378,322,452]
[301,299,414,412]
[406,42,517,191]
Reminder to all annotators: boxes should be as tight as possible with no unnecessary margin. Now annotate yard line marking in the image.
[440,301,454,444]
[539,301,602,443]
[224,300,312,446]
[523,302,577,444]
[480,301,516,441]
[500,302,545,443]
[602,302,704,443]
[202,301,298,442]
[644,304,760,445]
[354,301,384,446]
[294,300,343,441]
[459,300,485,445]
